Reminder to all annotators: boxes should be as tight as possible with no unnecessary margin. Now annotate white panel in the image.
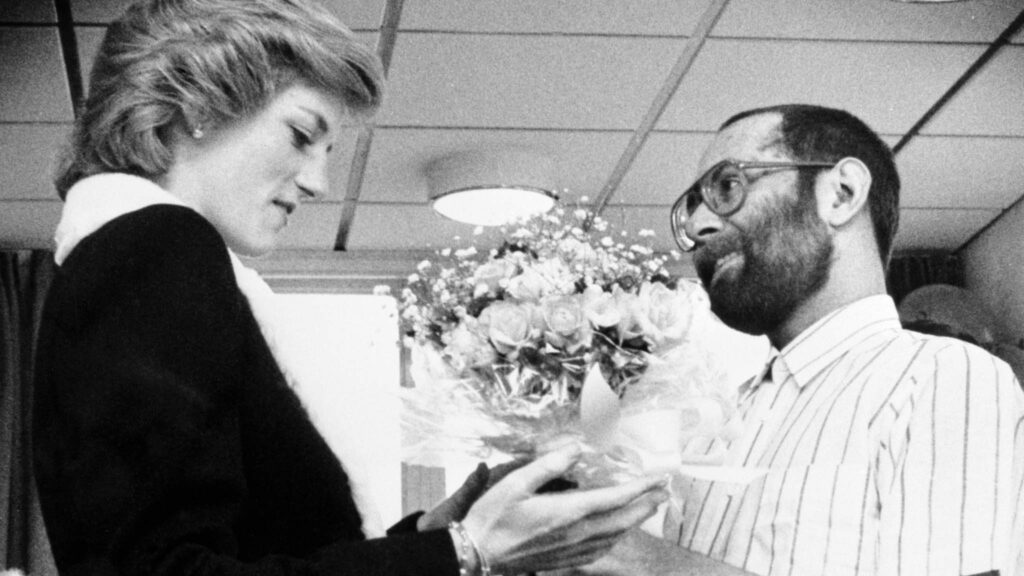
[274,202,344,249]
[3,0,57,22]
[0,200,62,249]
[895,208,999,251]
[0,28,73,122]
[714,0,1023,43]
[897,136,1024,210]
[657,39,984,134]
[362,128,633,204]
[400,0,709,36]
[379,34,681,129]
[0,124,71,200]
[274,294,403,529]
[616,132,716,205]
[924,47,1024,137]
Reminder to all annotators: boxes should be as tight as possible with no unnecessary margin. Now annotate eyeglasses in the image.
[670,160,836,251]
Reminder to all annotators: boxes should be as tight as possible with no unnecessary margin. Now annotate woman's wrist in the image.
[448,520,492,576]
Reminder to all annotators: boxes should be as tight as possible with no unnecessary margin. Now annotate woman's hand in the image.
[460,443,669,575]
[417,460,528,532]
[417,463,490,531]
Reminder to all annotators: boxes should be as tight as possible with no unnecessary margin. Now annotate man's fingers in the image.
[501,443,583,494]
[543,474,668,519]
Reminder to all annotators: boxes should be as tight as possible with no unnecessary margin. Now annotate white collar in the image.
[54,173,385,537]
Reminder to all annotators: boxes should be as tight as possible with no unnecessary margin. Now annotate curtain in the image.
[886,251,964,306]
[1,251,56,576]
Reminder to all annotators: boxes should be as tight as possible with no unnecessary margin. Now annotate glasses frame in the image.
[670,160,837,251]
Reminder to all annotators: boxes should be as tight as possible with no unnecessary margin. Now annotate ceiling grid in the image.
[0,0,1021,258]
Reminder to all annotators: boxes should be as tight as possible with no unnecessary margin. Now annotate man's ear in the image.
[819,157,871,227]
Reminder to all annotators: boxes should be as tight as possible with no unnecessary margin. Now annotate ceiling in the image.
[2,0,1023,279]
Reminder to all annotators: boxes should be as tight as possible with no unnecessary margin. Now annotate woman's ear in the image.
[819,157,871,228]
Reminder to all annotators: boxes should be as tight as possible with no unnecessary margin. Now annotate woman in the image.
[31,1,668,575]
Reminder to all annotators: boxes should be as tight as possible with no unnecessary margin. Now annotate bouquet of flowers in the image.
[397,205,738,485]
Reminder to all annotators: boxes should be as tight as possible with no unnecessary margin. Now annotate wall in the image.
[962,198,1024,344]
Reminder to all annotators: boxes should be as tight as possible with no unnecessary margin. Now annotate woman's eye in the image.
[290,126,313,148]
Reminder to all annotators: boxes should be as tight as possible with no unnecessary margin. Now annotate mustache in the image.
[694,234,745,274]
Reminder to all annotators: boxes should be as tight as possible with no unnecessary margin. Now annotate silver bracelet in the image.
[448,521,493,576]
[448,522,475,576]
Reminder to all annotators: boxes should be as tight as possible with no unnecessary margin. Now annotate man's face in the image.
[686,114,833,336]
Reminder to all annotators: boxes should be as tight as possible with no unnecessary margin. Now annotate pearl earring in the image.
[191,124,204,139]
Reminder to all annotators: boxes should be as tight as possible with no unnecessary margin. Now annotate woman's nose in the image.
[683,201,724,247]
[295,153,330,200]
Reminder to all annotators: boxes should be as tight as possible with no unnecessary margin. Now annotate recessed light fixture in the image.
[427,150,559,226]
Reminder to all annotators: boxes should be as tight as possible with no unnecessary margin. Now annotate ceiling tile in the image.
[399,0,709,36]
[0,124,71,200]
[2,0,57,22]
[362,127,633,204]
[0,27,73,122]
[312,0,387,30]
[714,0,1023,43]
[0,201,61,250]
[615,131,715,205]
[275,202,344,250]
[656,38,985,134]
[923,46,1024,137]
[72,0,385,29]
[897,135,1024,210]
[379,33,682,129]
[71,0,130,23]
[895,208,999,251]
[76,26,105,87]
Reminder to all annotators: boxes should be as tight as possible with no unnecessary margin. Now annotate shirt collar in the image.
[773,294,902,389]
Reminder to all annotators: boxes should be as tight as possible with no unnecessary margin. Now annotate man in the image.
[555,104,1024,576]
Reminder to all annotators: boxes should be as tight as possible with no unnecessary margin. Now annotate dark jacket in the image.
[33,205,458,576]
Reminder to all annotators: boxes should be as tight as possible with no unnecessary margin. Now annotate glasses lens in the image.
[670,192,696,251]
[707,163,746,214]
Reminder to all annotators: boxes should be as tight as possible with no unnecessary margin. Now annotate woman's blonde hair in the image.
[55,0,384,198]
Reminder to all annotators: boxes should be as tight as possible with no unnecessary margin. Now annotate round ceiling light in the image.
[426,149,559,226]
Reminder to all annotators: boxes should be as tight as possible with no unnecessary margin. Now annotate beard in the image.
[694,181,833,336]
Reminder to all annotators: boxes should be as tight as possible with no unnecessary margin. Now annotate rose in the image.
[634,281,694,350]
[541,295,591,353]
[505,267,553,301]
[477,301,538,356]
[612,289,645,342]
[534,258,576,295]
[443,320,498,371]
[581,285,621,329]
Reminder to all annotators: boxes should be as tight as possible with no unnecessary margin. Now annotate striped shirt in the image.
[664,294,1024,576]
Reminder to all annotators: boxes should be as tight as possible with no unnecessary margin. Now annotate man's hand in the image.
[541,528,757,576]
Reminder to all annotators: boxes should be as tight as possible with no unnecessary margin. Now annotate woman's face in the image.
[164,83,348,256]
